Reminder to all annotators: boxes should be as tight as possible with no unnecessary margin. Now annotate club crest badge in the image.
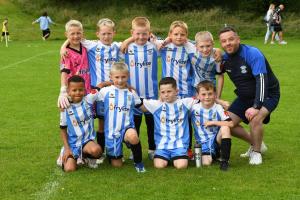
[240,65,247,74]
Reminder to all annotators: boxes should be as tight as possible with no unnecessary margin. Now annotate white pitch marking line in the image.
[32,168,64,200]
[0,51,56,71]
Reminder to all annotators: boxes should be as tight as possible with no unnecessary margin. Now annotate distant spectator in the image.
[264,4,279,44]
[270,4,287,44]
[1,17,11,42]
[32,12,56,40]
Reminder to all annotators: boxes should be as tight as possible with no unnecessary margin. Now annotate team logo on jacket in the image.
[240,65,247,74]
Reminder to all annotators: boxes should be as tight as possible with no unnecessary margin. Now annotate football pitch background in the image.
[0,39,300,200]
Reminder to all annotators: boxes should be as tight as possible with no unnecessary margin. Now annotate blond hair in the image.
[131,17,150,30]
[97,18,116,31]
[195,31,214,44]
[110,62,129,74]
[169,20,188,34]
[65,20,83,32]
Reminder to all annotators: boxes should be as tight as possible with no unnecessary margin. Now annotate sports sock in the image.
[221,138,231,161]
[131,142,142,163]
[97,131,105,152]
[134,115,142,136]
[145,114,155,151]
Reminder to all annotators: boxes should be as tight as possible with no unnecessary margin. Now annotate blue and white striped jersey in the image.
[120,42,158,99]
[160,42,195,97]
[143,98,197,150]
[191,102,229,144]
[82,40,121,87]
[60,93,99,149]
[98,85,141,139]
[191,51,221,88]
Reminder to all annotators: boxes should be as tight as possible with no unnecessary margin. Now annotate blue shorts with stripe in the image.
[105,125,135,159]
[154,147,188,161]
[197,134,219,156]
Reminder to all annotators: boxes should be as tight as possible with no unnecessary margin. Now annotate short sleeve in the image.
[60,110,67,127]
[216,104,230,121]
[184,41,196,55]
[182,97,198,110]
[143,99,161,114]
[132,90,141,105]
[85,90,101,104]
[60,51,71,72]
[81,39,97,51]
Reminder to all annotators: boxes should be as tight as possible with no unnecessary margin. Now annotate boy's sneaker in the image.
[279,40,287,45]
[249,151,262,165]
[84,158,99,169]
[77,157,85,166]
[96,153,106,164]
[240,142,267,158]
[134,162,146,173]
[187,149,194,160]
[220,160,229,171]
[148,150,155,160]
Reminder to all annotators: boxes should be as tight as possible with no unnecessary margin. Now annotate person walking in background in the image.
[32,12,56,40]
[270,4,287,44]
[264,4,279,44]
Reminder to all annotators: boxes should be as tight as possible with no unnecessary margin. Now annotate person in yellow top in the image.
[1,18,11,42]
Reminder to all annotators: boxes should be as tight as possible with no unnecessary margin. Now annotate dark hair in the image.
[159,77,177,89]
[196,80,216,92]
[218,26,237,36]
[68,75,85,85]
[42,12,48,16]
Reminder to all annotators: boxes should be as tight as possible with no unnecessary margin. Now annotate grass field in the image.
[1,38,300,200]
[1,0,300,199]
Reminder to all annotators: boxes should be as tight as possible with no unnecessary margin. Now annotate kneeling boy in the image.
[191,80,233,171]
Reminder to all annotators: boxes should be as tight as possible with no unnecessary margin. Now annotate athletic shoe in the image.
[77,157,85,166]
[220,160,229,171]
[188,149,194,160]
[148,150,155,160]
[56,147,64,167]
[240,142,268,158]
[42,36,46,41]
[84,158,99,169]
[270,41,275,44]
[249,151,262,165]
[134,162,146,173]
[96,153,106,164]
[279,40,287,45]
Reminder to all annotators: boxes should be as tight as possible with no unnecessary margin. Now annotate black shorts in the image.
[2,32,9,36]
[273,24,282,32]
[42,28,50,38]
[229,91,280,124]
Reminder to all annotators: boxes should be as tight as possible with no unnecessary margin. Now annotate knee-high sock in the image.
[145,114,155,151]
[131,142,142,163]
[97,131,105,152]
[221,138,231,161]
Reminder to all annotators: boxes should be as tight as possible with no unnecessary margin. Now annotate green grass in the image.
[1,38,300,200]
[1,0,300,199]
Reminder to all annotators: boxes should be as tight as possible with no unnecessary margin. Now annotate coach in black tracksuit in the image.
[218,27,280,165]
